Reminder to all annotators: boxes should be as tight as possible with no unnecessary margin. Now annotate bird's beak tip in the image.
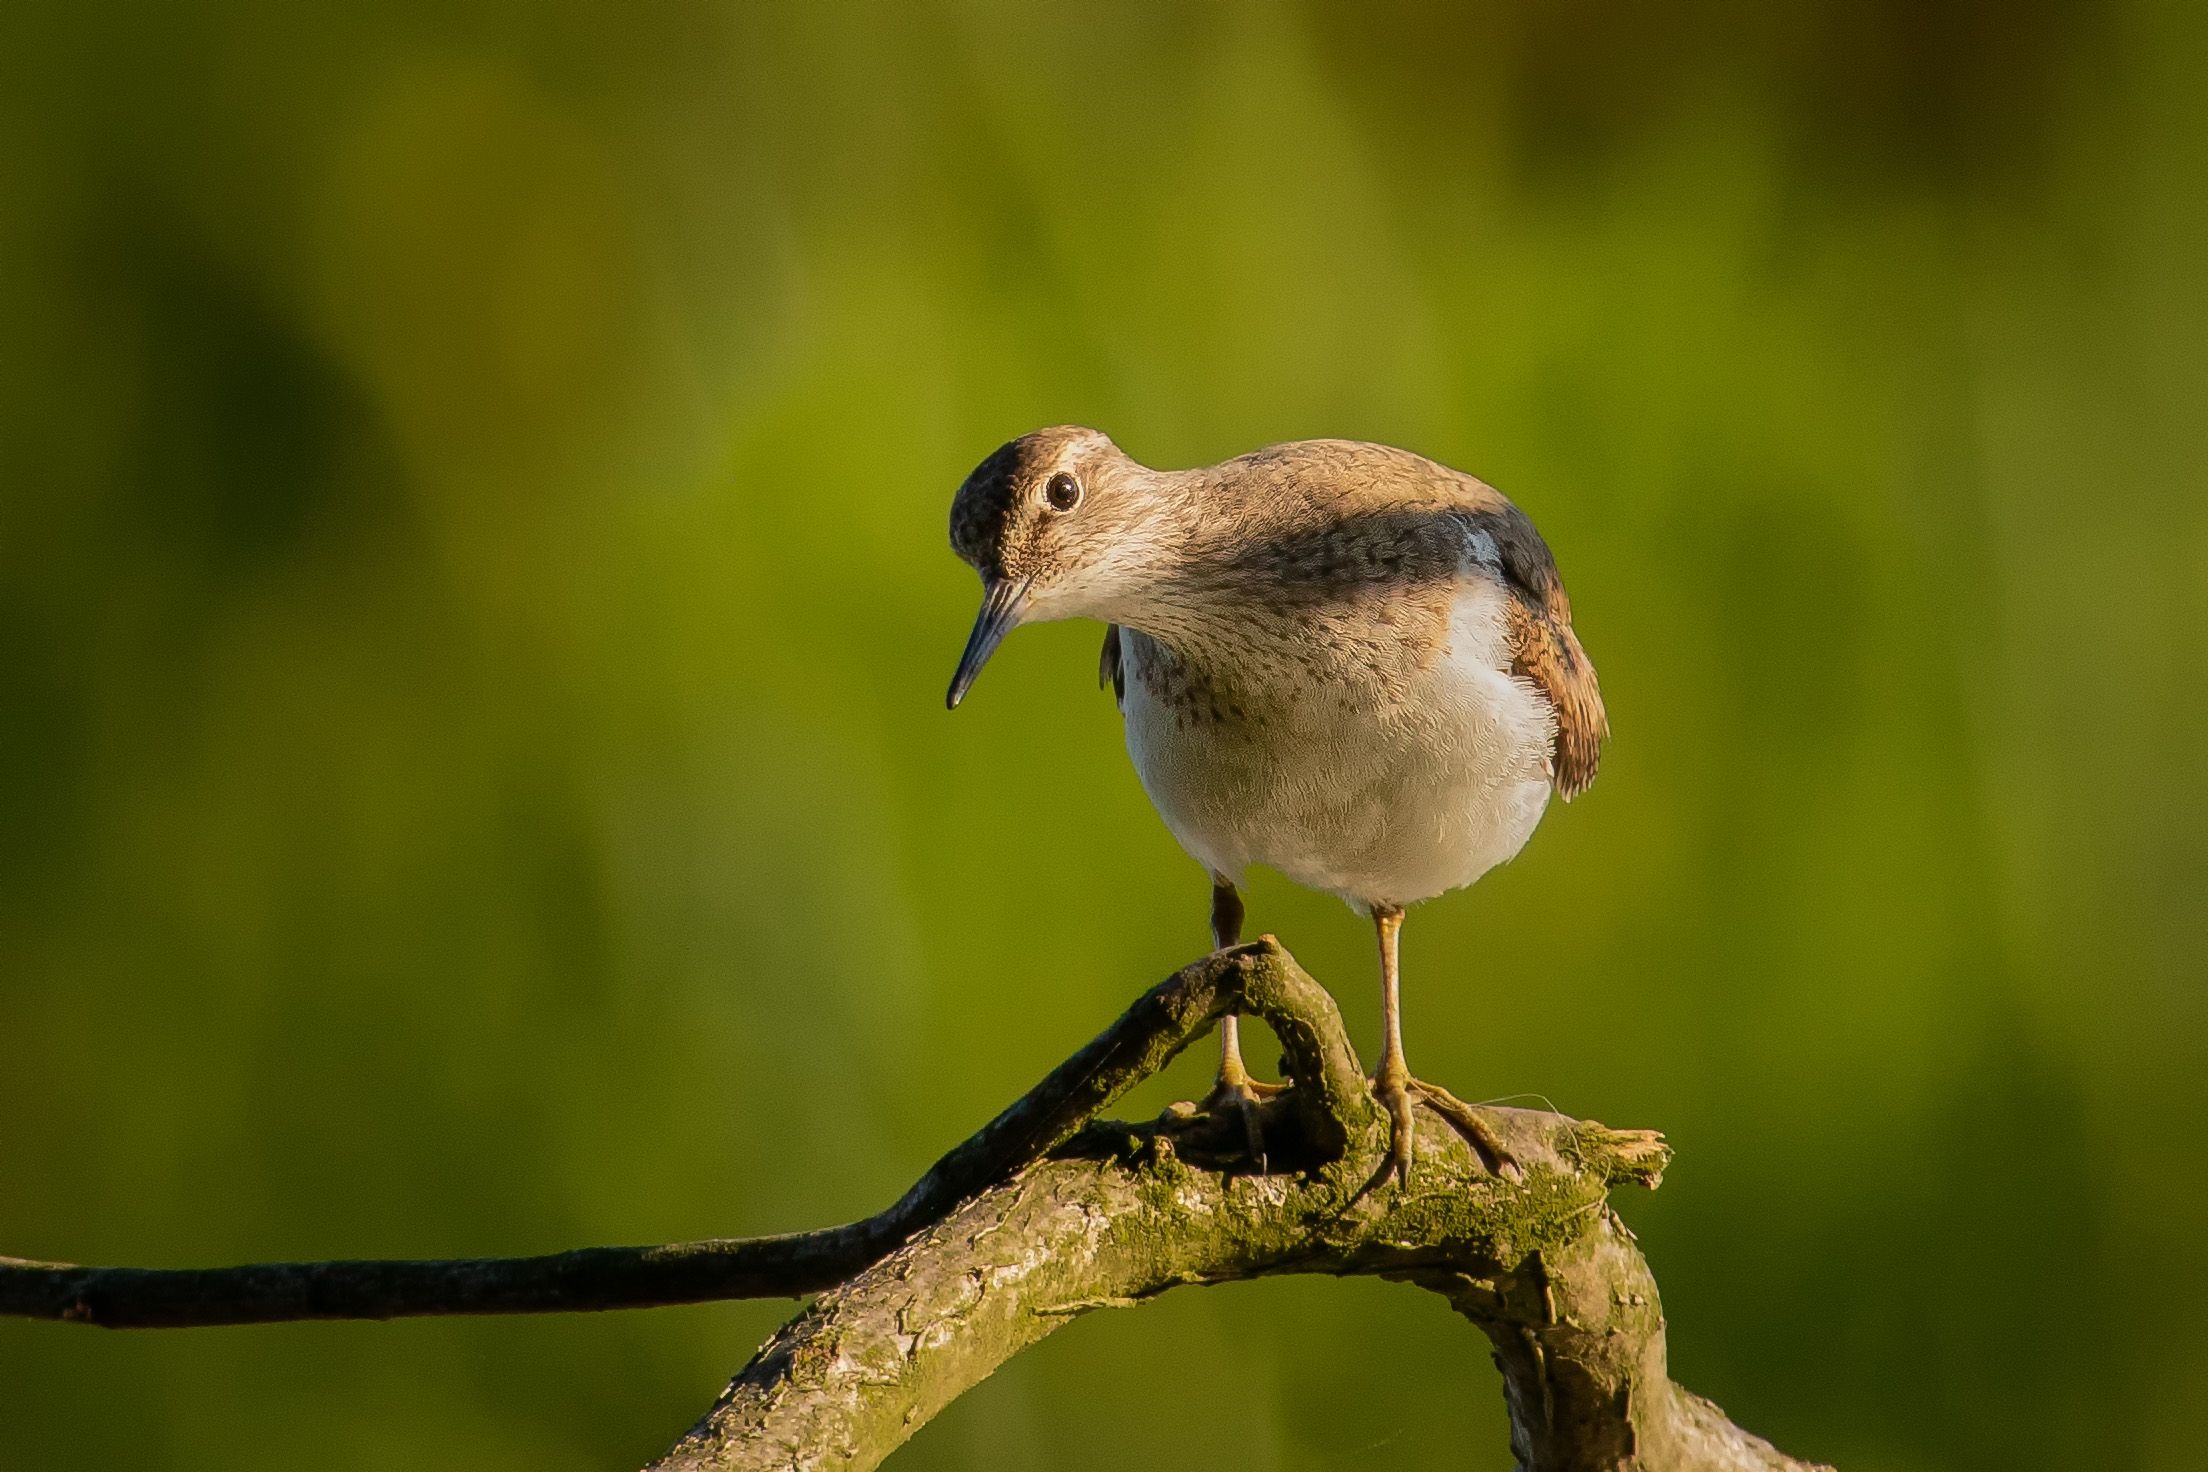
[945,576,1030,711]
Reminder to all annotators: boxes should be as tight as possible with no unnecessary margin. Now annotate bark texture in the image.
[647,993,1813,1471]
[5,941,1828,1472]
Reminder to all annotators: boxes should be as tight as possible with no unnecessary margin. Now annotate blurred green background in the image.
[3,2,2203,1468]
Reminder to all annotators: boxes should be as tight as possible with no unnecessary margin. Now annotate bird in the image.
[943,427,1605,1185]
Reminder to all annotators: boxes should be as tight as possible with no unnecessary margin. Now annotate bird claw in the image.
[1364,1073,1520,1191]
[1409,1077,1522,1180]
[1374,1071,1418,1189]
[1201,1075,1283,1171]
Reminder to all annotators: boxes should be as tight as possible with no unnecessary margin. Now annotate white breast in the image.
[1120,579,1557,910]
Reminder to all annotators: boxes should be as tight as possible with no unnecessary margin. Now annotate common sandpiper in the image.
[945,427,1607,1184]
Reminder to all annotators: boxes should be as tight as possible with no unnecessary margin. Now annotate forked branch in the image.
[4,942,1828,1471]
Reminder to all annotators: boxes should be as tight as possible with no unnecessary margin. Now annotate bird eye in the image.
[1043,472,1082,512]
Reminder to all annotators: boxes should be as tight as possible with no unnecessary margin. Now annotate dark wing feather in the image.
[1474,506,1607,800]
[1100,624,1125,707]
[1506,595,1606,798]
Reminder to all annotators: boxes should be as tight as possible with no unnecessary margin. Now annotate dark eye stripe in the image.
[1045,472,1081,511]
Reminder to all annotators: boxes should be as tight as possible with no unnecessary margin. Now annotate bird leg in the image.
[1200,878,1280,1166]
[1369,905,1518,1189]
[1371,904,1419,1187]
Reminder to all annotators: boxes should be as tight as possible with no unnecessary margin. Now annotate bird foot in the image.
[1409,1077,1521,1179]
[1367,1073,1521,1190]
[1201,1074,1284,1169]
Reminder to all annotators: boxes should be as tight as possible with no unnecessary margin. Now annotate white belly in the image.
[1120,581,1557,909]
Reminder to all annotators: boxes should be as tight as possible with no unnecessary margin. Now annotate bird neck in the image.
[1082,473,1295,661]
[1104,575,1344,690]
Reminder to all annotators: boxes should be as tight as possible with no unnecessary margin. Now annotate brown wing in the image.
[1215,439,1607,796]
[1100,623,1125,707]
[1506,594,1606,799]
[1475,506,1607,801]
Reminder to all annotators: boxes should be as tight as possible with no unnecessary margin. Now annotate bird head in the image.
[945,426,1168,708]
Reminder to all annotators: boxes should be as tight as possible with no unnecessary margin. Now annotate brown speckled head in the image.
[947,426,1189,706]
[948,426,1134,585]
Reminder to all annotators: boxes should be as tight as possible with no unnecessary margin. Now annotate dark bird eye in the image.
[1044,472,1082,512]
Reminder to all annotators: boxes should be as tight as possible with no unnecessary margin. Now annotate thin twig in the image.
[1,942,1349,1329]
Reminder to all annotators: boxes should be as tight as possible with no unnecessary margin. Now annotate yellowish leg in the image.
[1215,875,1250,1082]
[1371,905,1417,1186]
[1217,1014,1255,1089]
[1203,878,1277,1164]
[1370,905,1518,1189]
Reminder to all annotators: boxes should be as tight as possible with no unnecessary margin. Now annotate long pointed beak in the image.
[946,576,1032,709]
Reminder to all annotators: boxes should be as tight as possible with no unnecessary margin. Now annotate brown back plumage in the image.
[1097,439,1606,800]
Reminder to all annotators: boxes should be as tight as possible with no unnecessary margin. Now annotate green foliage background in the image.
[3,3,2203,1469]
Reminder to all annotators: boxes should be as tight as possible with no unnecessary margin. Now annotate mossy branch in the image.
[3,942,1828,1471]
